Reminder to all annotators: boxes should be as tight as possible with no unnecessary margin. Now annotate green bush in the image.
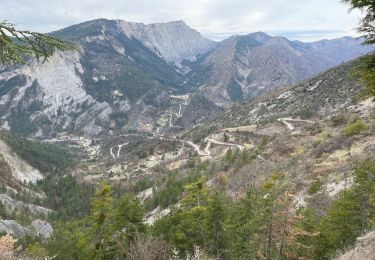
[355,54,375,97]
[308,180,323,195]
[294,109,313,119]
[260,135,272,147]
[331,115,346,127]
[344,119,368,136]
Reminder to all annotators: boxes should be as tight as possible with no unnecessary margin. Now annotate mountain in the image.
[191,58,364,130]
[0,19,372,139]
[185,32,374,106]
[0,19,218,138]
[116,20,216,68]
[53,19,215,68]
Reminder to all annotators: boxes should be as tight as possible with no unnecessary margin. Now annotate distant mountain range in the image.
[0,19,373,138]
[185,32,373,107]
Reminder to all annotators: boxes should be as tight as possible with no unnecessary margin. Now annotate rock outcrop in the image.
[30,219,53,239]
[0,194,51,216]
[0,219,53,239]
[0,220,30,237]
[337,231,375,260]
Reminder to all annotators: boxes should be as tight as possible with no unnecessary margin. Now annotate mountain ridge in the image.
[0,18,373,139]
[185,31,374,107]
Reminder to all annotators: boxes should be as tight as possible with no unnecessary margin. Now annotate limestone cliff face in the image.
[337,231,375,260]
[117,20,216,67]
[0,50,113,138]
[0,140,43,185]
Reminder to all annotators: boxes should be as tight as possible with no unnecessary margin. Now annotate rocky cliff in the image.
[117,20,216,67]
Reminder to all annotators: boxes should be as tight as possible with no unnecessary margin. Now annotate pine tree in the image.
[206,190,228,259]
[343,0,375,44]
[111,193,145,257]
[89,182,113,259]
[343,0,375,96]
[0,22,74,64]
[353,158,375,235]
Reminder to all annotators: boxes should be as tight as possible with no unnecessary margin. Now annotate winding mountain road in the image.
[278,118,314,131]
[110,142,128,159]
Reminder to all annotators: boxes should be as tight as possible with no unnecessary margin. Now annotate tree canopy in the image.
[0,21,74,64]
[344,0,375,44]
[343,0,375,97]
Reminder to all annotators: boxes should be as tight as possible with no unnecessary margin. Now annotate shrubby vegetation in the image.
[15,158,375,259]
[331,115,347,127]
[144,160,211,211]
[344,119,368,136]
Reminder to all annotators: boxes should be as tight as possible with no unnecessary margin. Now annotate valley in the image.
[0,15,375,260]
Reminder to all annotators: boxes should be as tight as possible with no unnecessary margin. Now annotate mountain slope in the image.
[0,20,372,138]
[190,59,364,131]
[0,19,218,138]
[0,130,76,189]
[185,32,374,107]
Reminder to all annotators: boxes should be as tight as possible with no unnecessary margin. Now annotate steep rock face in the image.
[0,220,30,237]
[0,51,112,138]
[0,219,53,238]
[0,140,42,185]
[337,231,375,260]
[30,219,53,239]
[117,20,216,67]
[186,32,374,107]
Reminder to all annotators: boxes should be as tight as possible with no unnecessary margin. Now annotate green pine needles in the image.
[343,1,375,97]
[0,21,75,64]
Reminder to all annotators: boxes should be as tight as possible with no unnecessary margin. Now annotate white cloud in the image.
[0,0,362,42]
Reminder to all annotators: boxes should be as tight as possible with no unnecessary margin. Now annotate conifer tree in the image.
[0,21,74,64]
[343,0,375,96]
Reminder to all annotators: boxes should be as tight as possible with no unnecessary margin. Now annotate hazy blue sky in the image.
[0,0,362,42]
